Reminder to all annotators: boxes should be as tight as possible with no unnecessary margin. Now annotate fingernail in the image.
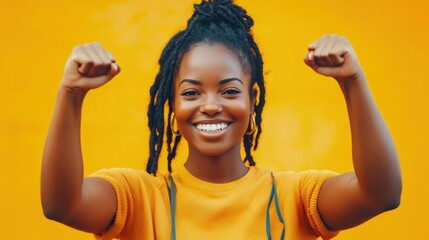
[112,63,118,72]
[308,51,313,61]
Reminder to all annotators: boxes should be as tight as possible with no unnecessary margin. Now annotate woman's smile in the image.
[193,120,231,140]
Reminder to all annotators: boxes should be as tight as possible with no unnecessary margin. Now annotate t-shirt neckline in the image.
[175,165,256,192]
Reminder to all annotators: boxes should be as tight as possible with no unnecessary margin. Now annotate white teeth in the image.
[196,123,228,132]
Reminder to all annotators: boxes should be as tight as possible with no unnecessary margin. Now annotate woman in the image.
[41,0,402,239]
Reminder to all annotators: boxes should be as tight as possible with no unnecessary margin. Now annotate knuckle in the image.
[85,59,95,66]
[317,51,327,58]
[72,45,81,51]
[93,59,103,65]
[339,36,349,44]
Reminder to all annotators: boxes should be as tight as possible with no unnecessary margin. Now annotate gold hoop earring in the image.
[170,114,181,135]
[245,114,257,135]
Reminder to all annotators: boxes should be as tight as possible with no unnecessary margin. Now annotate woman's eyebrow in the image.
[219,78,243,86]
[179,79,202,86]
[179,78,243,86]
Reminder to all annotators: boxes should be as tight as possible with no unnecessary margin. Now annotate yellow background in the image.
[1,0,427,239]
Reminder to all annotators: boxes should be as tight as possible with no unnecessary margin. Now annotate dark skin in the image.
[41,35,401,234]
[174,43,253,183]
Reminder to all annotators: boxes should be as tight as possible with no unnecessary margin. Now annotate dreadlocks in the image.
[147,0,266,174]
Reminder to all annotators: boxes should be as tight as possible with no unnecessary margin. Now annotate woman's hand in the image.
[61,42,120,94]
[304,34,364,83]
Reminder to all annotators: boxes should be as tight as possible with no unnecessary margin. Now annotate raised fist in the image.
[304,34,364,82]
[61,42,120,92]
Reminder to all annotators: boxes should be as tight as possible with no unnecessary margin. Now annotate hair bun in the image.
[192,0,254,32]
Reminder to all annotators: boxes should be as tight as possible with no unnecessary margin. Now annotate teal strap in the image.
[266,172,286,240]
[169,175,177,240]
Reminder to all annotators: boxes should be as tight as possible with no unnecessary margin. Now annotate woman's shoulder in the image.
[257,167,338,187]
[90,167,169,189]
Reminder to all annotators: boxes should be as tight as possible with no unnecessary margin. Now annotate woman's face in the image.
[174,43,253,158]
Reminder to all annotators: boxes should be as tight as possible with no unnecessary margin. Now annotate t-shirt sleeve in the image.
[90,168,135,240]
[301,170,339,239]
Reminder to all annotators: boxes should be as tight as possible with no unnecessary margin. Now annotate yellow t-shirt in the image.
[91,166,339,240]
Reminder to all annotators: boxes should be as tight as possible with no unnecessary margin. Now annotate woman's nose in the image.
[200,95,222,115]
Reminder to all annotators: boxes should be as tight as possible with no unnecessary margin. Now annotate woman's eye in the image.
[222,89,240,95]
[181,90,200,96]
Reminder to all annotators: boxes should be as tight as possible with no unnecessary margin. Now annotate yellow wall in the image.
[1,0,427,239]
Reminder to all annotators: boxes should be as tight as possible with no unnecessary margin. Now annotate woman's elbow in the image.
[41,198,74,223]
[43,208,62,222]
[42,204,67,222]
[373,181,402,214]
[381,193,401,212]
[386,185,402,211]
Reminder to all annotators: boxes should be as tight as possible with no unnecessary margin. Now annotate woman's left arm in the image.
[304,34,402,230]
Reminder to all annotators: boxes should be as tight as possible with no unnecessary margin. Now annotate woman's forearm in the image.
[41,87,87,221]
[340,76,402,211]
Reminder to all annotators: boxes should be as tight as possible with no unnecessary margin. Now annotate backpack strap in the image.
[169,174,177,240]
[266,172,286,240]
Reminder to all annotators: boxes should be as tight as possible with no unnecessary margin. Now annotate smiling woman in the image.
[40,0,401,239]
[174,44,253,181]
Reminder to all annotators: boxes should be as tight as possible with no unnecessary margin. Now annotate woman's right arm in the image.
[41,43,120,233]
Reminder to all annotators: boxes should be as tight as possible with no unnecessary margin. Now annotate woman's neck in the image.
[184,144,248,183]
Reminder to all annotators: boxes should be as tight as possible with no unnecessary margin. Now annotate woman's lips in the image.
[193,122,230,140]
